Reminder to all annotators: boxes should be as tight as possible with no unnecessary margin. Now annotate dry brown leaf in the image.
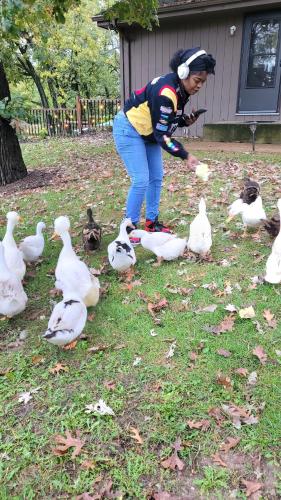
[187,419,210,431]
[103,380,116,390]
[49,363,69,374]
[52,430,85,459]
[147,298,168,317]
[195,304,217,313]
[234,368,249,377]
[252,345,267,365]
[212,314,235,335]
[220,436,241,453]
[88,313,95,322]
[0,366,14,376]
[208,407,225,426]
[239,306,255,319]
[87,344,111,353]
[212,452,227,468]
[216,372,233,390]
[161,438,185,471]
[31,355,45,365]
[189,351,198,362]
[241,479,263,497]
[217,349,231,357]
[222,403,258,429]
[263,309,277,329]
[129,427,143,445]
[81,459,96,470]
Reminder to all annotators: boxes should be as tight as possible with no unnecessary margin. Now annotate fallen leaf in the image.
[263,309,277,329]
[248,371,258,386]
[103,380,116,390]
[212,452,227,467]
[18,392,32,405]
[241,479,263,497]
[81,459,96,470]
[165,341,177,359]
[49,363,69,374]
[234,368,249,377]
[220,437,240,453]
[161,438,185,471]
[252,346,267,365]
[212,314,235,335]
[195,304,217,313]
[0,367,14,376]
[222,403,258,429]
[239,306,255,319]
[216,372,233,390]
[129,427,143,445]
[88,313,95,321]
[85,399,115,416]
[217,349,231,357]
[52,430,85,459]
[187,419,210,431]
[225,304,237,312]
[208,407,225,426]
[189,351,198,362]
[31,355,45,365]
[87,344,111,353]
[147,298,168,318]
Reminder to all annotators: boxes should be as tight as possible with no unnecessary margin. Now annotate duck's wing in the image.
[47,298,86,332]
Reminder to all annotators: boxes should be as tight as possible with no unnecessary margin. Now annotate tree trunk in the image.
[17,52,50,108]
[0,62,27,186]
[47,77,59,108]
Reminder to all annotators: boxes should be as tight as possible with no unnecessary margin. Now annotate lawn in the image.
[0,134,280,499]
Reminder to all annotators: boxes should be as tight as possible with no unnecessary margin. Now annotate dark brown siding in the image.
[122,12,281,137]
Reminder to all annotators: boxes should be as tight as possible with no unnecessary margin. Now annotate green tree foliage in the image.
[102,0,159,30]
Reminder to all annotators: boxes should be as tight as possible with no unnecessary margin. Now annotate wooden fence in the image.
[26,97,121,137]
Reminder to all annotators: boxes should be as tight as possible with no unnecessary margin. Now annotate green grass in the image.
[0,136,280,499]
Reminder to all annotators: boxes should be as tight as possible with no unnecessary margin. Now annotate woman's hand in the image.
[184,108,199,126]
[186,154,199,171]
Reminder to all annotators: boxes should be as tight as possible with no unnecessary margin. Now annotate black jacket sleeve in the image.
[151,95,188,160]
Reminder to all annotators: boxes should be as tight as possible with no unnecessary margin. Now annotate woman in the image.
[113,47,216,243]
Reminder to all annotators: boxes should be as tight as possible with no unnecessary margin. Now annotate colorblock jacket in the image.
[124,72,190,159]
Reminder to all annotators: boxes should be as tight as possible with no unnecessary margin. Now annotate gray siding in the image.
[122,12,281,137]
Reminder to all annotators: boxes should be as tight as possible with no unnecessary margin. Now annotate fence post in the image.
[76,95,82,135]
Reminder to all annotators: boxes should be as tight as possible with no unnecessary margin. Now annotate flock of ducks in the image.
[0,180,281,348]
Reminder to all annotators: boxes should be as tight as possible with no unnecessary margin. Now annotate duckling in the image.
[265,199,281,284]
[42,290,87,348]
[19,221,46,262]
[52,216,100,307]
[187,198,212,257]
[2,211,26,280]
[107,218,136,272]
[82,208,102,252]
[129,229,185,264]
[0,242,28,317]
[264,213,280,238]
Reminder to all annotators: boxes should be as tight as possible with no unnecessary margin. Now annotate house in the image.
[94,0,281,142]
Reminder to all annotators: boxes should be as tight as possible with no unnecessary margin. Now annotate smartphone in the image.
[184,108,207,121]
[193,108,207,117]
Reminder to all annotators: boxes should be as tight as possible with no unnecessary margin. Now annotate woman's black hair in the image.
[170,48,216,75]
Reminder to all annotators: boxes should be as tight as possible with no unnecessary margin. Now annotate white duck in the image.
[227,196,266,236]
[0,242,28,317]
[53,216,100,307]
[42,291,87,348]
[265,199,281,284]
[107,218,136,272]
[129,229,185,263]
[19,221,46,262]
[2,211,26,280]
[187,198,212,256]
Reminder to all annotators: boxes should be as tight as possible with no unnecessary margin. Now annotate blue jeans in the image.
[113,111,163,224]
